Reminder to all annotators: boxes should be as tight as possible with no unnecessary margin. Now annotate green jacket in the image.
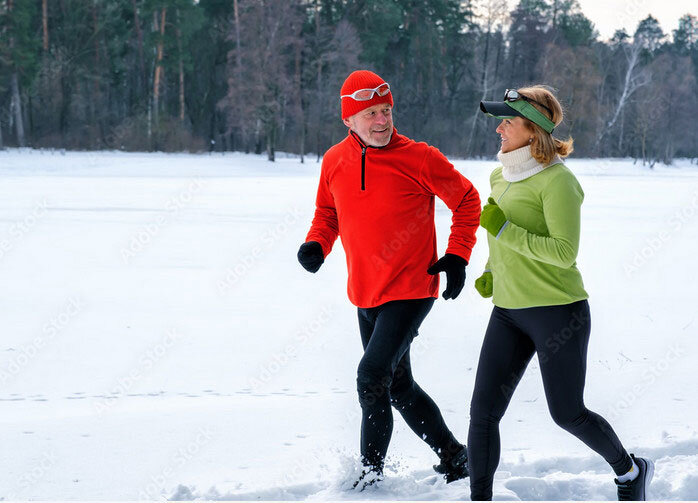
[486,163,588,308]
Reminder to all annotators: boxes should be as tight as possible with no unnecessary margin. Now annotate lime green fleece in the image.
[486,163,588,308]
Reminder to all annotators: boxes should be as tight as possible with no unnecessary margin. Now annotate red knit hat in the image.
[340,70,393,119]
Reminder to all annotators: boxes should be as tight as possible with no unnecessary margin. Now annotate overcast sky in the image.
[576,0,695,40]
[504,0,695,41]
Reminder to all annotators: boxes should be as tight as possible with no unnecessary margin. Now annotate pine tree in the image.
[635,15,665,54]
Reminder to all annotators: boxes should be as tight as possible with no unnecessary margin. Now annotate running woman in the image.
[469,85,653,501]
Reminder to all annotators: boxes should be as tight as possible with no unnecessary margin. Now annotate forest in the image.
[0,0,697,164]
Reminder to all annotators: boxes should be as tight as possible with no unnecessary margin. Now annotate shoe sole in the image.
[641,459,655,501]
[358,478,383,492]
[445,471,469,484]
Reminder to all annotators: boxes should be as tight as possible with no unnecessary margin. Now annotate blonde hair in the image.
[516,85,573,165]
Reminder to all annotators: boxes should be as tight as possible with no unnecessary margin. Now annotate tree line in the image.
[1,0,697,165]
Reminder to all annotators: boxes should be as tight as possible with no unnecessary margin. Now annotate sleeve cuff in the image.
[444,248,472,264]
[495,221,510,240]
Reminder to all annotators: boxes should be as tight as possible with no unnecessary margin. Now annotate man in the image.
[297,70,480,489]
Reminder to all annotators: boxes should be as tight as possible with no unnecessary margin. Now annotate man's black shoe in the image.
[352,465,383,491]
[433,445,469,483]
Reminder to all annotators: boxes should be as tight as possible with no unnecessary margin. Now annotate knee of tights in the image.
[469,404,505,425]
[550,407,589,430]
[388,382,415,410]
[357,371,391,405]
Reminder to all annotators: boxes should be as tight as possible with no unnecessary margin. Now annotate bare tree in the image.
[131,0,146,96]
[466,0,508,154]
[176,8,185,123]
[294,31,304,163]
[7,0,26,147]
[220,0,304,161]
[309,19,360,159]
[42,0,48,51]
[594,40,649,153]
[152,7,167,126]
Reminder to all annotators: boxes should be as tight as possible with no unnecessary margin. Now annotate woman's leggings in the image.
[467,300,633,500]
[357,297,462,470]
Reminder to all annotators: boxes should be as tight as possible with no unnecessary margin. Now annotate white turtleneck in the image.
[497,145,562,182]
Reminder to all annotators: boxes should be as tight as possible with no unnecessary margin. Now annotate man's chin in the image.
[370,131,392,147]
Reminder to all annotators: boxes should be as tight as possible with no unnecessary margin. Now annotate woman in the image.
[468,86,653,501]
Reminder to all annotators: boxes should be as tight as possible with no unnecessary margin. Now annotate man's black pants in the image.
[357,297,462,470]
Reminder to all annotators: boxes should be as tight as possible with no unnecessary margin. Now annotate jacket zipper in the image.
[350,130,384,192]
[361,146,366,191]
[497,182,512,203]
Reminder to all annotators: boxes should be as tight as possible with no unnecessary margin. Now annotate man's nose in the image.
[374,113,388,125]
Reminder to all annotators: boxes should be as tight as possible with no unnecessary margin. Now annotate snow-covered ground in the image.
[0,149,696,500]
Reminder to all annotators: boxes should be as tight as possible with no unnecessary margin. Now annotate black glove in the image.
[427,253,467,300]
[297,241,324,273]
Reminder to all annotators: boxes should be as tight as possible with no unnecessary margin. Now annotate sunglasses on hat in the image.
[504,89,554,117]
[480,90,556,134]
[341,82,391,101]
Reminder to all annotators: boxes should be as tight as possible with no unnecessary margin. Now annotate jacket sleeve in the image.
[305,160,339,257]
[497,170,583,268]
[483,170,496,273]
[419,147,481,263]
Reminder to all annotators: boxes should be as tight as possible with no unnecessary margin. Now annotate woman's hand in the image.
[474,271,493,298]
[480,197,508,237]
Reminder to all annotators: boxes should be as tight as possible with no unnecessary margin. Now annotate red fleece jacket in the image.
[306,129,480,308]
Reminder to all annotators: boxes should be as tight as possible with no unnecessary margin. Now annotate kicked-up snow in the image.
[0,149,696,500]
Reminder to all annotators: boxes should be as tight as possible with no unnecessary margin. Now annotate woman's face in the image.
[496,117,532,153]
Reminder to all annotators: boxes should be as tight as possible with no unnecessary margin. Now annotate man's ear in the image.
[342,117,353,129]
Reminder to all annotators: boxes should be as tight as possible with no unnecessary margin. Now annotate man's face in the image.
[343,103,393,147]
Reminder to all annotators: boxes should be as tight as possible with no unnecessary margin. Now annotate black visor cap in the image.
[479,101,525,119]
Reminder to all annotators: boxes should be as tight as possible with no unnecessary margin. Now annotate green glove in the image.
[480,197,508,237]
[474,271,493,298]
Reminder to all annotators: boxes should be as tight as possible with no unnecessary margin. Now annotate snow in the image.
[0,149,696,500]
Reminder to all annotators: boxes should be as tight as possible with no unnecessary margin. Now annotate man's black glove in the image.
[297,241,324,273]
[427,253,467,300]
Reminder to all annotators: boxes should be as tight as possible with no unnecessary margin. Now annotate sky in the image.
[504,0,696,41]
[576,0,695,40]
